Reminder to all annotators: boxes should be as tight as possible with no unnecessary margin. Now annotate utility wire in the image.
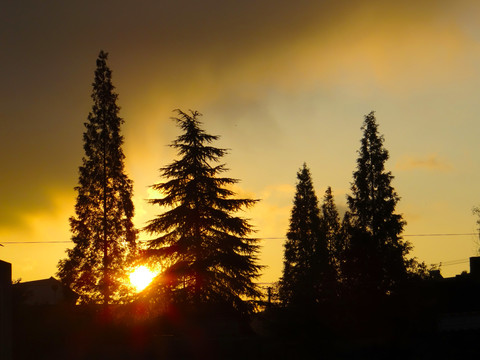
[258,233,478,240]
[0,241,71,244]
[1,232,478,244]
[403,233,477,237]
[440,259,471,266]
[1,244,474,270]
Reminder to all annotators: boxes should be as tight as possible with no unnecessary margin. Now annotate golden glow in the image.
[129,265,157,292]
[3,1,480,286]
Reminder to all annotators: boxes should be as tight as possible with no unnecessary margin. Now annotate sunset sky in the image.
[2,0,480,284]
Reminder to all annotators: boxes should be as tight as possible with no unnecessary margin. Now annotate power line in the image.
[404,233,477,237]
[0,239,153,245]
[0,241,71,244]
[1,232,478,245]
[440,259,471,266]
[258,233,478,240]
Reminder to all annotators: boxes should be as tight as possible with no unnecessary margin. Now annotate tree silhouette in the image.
[144,110,261,313]
[279,164,332,307]
[473,206,480,252]
[321,187,343,289]
[58,51,137,304]
[343,111,409,296]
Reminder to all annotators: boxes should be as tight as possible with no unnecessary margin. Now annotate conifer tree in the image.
[321,187,342,280]
[279,164,331,307]
[58,51,136,304]
[144,110,261,313]
[344,111,409,295]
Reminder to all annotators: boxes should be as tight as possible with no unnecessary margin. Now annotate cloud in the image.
[0,192,73,281]
[396,154,452,172]
[1,0,478,250]
[247,184,294,283]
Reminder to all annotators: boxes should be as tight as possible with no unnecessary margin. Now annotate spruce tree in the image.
[279,164,331,307]
[144,110,261,313]
[344,111,409,296]
[58,51,136,304]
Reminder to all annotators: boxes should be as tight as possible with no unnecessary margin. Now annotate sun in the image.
[129,265,157,292]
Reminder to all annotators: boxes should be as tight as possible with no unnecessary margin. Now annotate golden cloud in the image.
[396,153,452,172]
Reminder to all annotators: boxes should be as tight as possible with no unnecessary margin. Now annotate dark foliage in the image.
[12,281,480,360]
[144,110,261,313]
[279,164,333,307]
[343,111,409,297]
[12,303,260,360]
[58,51,137,304]
[321,186,343,291]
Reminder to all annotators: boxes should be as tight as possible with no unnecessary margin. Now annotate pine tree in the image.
[344,111,409,295]
[144,110,261,313]
[58,51,136,304]
[321,187,342,280]
[279,164,330,307]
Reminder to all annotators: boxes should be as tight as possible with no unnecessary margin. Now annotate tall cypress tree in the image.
[58,51,136,304]
[144,110,261,313]
[279,164,330,307]
[344,111,409,296]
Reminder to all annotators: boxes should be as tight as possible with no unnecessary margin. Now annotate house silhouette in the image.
[14,277,77,305]
[435,257,480,331]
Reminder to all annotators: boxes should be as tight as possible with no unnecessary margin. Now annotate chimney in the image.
[470,257,480,279]
[0,260,12,360]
